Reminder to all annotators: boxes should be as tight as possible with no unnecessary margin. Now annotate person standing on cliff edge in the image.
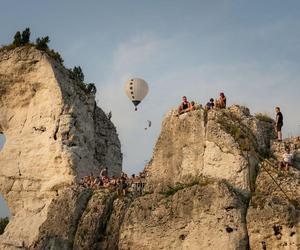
[275,107,283,142]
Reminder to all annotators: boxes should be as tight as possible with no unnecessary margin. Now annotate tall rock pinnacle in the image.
[0,46,122,248]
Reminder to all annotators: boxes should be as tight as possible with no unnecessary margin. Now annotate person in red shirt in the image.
[216,92,227,109]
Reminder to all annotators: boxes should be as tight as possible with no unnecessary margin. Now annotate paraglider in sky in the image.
[124,78,149,111]
[144,120,152,130]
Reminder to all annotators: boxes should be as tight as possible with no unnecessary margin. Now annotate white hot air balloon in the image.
[124,78,149,111]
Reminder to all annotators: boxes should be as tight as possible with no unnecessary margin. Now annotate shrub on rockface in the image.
[35,36,50,50]
[1,28,96,95]
[21,28,31,45]
[1,28,63,65]
[69,66,97,95]
[13,31,22,47]
[255,113,274,123]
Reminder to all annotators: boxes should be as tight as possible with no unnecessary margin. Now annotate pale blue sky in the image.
[1,0,300,216]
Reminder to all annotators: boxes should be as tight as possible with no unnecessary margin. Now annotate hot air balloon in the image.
[124,78,149,111]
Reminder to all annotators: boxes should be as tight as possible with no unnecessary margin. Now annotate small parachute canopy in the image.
[124,78,149,110]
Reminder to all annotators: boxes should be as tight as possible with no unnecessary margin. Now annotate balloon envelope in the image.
[124,78,149,108]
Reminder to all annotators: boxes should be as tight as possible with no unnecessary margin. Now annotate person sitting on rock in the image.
[79,177,86,187]
[215,92,227,109]
[187,101,197,112]
[275,107,283,142]
[88,176,95,188]
[92,177,101,189]
[280,147,293,171]
[110,176,117,191]
[205,98,215,110]
[178,96,191,114]
[100,167,108,179]
[102,175,110,188]
[116,177,126,196]
[121,175,128,196]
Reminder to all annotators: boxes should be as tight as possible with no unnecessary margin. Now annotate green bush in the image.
[71,66,85,82]
[21,28,31,45]
[86,83,97,95]
[1,29,96,95]
[46,49,64,64]
[69,67,97,95]
[36,36,50,50]
[0,217,9,235]
[255,113,273,123]
[160,184,185,197]
[160,177,211,197]
[13,31,22,46]
[1,28,64,65]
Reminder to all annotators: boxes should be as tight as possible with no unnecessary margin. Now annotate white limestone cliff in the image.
[0,46,122,249]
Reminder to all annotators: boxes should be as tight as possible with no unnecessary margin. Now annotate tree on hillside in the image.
[21,28,31,45]
[86,83,97,95]
[36,36,50,50]
[72,66,85,82]
[13,31,22,46]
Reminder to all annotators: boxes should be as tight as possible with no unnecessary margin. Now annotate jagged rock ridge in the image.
[1,46,300,250]
[31,105,299,250]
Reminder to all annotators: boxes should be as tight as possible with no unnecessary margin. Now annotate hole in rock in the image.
[0,195,10,235]
[179,234,186,240]
[225,226,234,233]
[0,133,5,152]
[0,134,11,234]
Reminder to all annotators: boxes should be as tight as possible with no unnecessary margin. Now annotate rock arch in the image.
[0,133,5,152]
[0,194,10,225]
[0,47,122,249]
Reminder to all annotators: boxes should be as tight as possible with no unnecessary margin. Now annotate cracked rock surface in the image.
[0,47,122,249]
[1,46,299,250]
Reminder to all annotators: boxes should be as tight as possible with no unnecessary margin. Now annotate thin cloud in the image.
[97,36,300,174]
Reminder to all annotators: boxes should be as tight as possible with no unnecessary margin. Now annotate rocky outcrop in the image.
[145,106,274,196]
[30,186,132,250]
[120,181,249,250]
[117,106,275,249]
[2,46,299,250]
[247,138,300,250]
[0,46,122,249]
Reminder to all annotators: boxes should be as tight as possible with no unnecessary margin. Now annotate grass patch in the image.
[160,183,185,197]
[142,191,153,196]
[216,109,271,155]
[160,177,212,197]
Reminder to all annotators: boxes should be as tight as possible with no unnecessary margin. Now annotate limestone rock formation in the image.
[117,106,275,249]
[0,46,122,249]
[145,106,274,196]
[1,46,300,250]
[30,186,132,250]
[120,181,249,250]
[247,137,300,250]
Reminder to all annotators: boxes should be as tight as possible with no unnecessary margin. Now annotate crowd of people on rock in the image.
[177,93,286,143]
[79,167,146,196]
[177,93,300,172]
[177,92,227,116]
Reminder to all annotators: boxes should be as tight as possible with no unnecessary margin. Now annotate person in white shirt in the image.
[100,167,108,180]
[280,148,293,171]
